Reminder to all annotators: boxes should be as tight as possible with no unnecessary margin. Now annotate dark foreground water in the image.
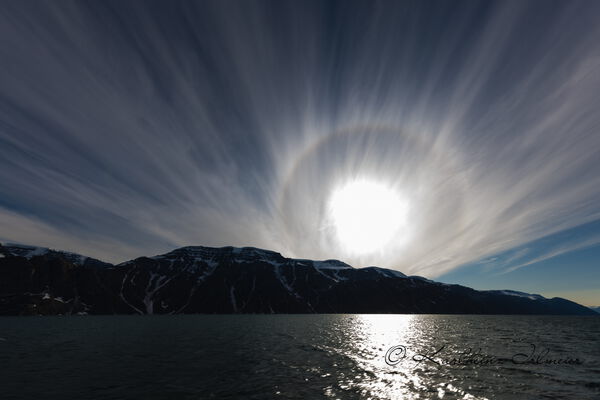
[1,315,599,400]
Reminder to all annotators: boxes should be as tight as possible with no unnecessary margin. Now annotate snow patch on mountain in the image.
[273,264,302,299]
[409,275,434,283]
[311,260,353,270]
[2,243,89,265]
[365,266,407,278]
[485,290,545,301]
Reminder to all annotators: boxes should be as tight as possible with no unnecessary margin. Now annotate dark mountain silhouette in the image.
[0,243,595,316]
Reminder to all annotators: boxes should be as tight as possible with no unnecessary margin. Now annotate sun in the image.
[328,180,410,254]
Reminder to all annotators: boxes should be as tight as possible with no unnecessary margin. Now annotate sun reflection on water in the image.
[327,315,491,400]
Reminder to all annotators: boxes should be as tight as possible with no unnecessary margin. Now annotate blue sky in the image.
[0,1,599,306]
[439,220,600,306]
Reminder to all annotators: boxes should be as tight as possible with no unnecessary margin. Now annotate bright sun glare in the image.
[329,180,410,254]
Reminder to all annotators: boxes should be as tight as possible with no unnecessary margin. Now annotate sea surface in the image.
[0,315,599,400]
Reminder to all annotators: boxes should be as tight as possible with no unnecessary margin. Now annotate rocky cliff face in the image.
[0,243,595,316]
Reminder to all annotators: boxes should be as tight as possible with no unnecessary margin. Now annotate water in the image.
[0,315,598,400]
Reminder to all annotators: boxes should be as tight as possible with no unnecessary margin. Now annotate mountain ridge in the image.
[0,243,595,316]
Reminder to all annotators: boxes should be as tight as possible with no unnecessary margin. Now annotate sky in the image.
[0,1,599,305]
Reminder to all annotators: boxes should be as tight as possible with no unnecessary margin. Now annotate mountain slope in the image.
[0,243,595,316]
